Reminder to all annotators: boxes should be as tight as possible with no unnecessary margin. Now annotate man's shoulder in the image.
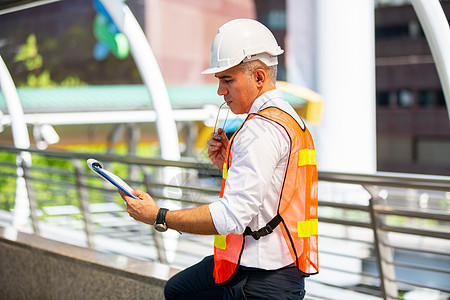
[237,114,290,146]
[254,106,306,132]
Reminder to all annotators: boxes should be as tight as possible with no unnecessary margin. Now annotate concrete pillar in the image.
[287,0,377,174]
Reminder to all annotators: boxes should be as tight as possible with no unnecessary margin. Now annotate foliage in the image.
[0,152,18,210]
[60,76,88,87]
[14,34,87,87]
[14,35,42,70]
[0,143,158,213]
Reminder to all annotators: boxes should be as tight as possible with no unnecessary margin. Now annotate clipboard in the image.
[87,158,138,199]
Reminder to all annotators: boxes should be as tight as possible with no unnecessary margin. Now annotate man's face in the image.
[215,65,259,114]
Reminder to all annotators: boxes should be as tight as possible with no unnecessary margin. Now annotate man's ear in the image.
[254,69,266,86]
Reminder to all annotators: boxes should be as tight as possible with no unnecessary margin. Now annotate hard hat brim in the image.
[201,65,233,75]
[201,52,281,75]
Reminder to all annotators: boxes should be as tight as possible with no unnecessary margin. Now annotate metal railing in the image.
[0,144,449,300]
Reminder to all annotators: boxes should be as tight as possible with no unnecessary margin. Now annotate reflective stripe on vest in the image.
[298,149,316,166]
[297,218,319,237]
[213,107,319,285]
[214,234,227,250]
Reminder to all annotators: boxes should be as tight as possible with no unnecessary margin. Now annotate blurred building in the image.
[145,0,255,85]
[258,0,450,176]
[375,2,450,176]
[254,0,287,81]
[0,0,449,175]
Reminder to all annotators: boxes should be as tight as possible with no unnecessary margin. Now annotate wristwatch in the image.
[154,208,169,232]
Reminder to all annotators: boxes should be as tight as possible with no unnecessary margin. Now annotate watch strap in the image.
[156,208,169,226]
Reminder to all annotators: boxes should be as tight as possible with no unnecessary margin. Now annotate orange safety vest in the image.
[213,107,319,285]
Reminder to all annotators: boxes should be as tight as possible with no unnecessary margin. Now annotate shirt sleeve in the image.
[209,117,289,235]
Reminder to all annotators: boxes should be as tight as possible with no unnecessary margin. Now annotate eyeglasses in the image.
[213,102,230,139]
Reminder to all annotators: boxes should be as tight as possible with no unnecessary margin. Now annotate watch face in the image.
[154,224,168,232]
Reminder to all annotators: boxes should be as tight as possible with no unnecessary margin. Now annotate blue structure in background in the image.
[93,0,130,60]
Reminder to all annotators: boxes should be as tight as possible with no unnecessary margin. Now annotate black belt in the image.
[240,262,297,273]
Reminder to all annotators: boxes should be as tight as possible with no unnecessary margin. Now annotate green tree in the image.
[14,34,86,87]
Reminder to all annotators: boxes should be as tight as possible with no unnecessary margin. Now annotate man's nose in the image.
[217,82,228,96]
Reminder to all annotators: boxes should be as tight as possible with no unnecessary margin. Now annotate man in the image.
[120,19,318,299]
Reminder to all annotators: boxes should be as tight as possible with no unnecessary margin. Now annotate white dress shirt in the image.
[209,89,305,270]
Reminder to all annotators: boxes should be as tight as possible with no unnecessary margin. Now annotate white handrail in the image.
[0,55,32,230]
[411,0,450,122]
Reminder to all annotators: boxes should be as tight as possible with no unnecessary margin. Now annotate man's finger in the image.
[132,189,146,199]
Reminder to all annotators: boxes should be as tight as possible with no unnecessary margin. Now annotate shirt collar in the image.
[248,89,284,114]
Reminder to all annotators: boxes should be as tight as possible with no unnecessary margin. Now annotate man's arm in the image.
[118,131,230,235]
[166,205,218,235]
[119,189,218,235]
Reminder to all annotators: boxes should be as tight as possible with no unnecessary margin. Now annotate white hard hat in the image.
[202,19,284,75]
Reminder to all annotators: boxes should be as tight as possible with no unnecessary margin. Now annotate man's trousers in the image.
[164,255,306,300]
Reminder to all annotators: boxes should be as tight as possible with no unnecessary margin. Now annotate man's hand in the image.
[207,128,229,169]
[118,189,158,225]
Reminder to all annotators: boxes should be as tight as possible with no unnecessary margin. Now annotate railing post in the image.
[142,167,167,264]
[73,159,95,248]
[364,185,398,300]
[21,159,39,234]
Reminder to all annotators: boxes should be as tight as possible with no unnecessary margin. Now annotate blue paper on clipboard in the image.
[87,159,138,199]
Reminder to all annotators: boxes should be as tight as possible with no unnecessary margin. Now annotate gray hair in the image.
[238,60,277,84]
